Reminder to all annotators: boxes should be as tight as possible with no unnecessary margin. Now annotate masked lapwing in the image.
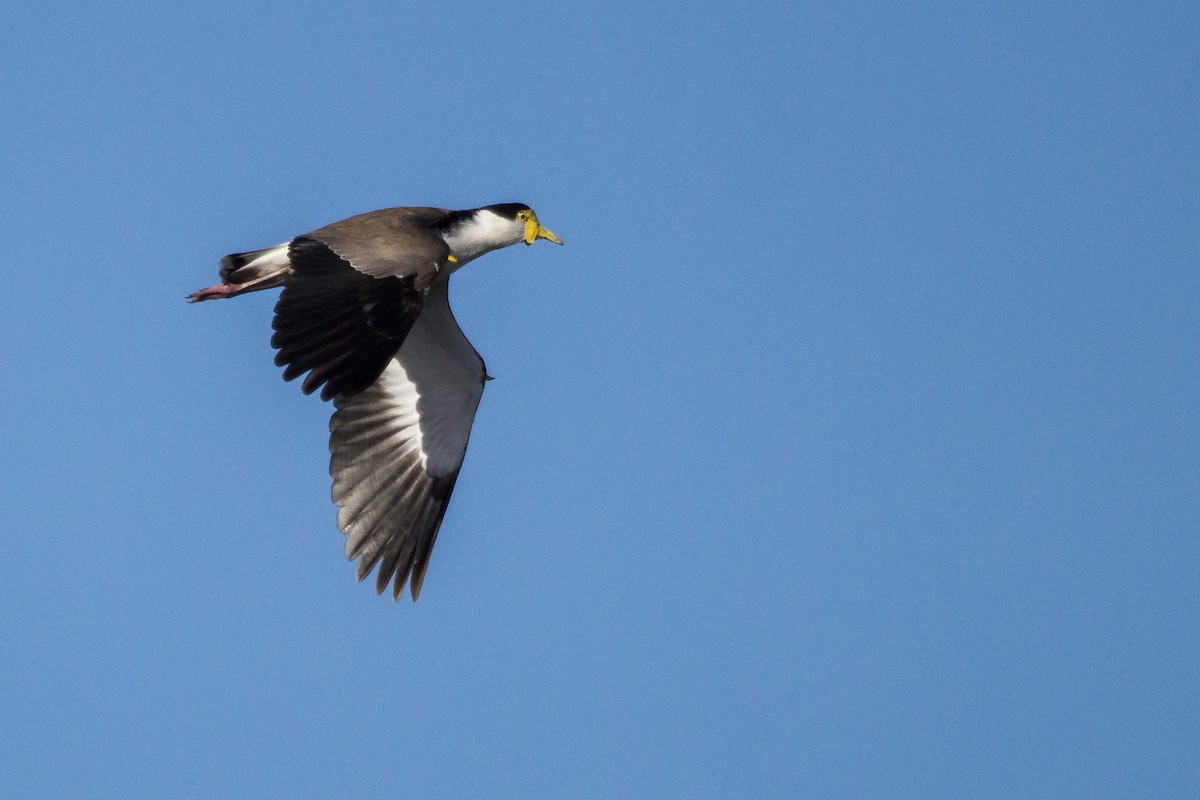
[190,203,563,600]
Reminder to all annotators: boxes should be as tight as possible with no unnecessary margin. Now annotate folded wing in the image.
[271,209,453,401]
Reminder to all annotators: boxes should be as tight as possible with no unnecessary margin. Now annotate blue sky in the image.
[2,2,1197,797]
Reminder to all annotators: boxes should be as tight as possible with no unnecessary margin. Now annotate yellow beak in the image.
[524,212,563,246]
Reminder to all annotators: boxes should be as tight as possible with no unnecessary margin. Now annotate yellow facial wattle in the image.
[523,211,563,246]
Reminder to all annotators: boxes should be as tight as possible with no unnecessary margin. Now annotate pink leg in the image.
[187,283,243,302]
[187,266,292,303]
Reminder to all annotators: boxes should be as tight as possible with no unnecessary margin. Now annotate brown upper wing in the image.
[307,207,453,284]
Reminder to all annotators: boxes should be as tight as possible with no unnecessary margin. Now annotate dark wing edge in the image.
[329,368,459,600]
[328,282,486,601]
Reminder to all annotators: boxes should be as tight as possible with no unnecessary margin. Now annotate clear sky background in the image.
[2,2,1197,798]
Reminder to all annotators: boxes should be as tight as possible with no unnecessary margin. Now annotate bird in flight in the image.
[190,203,563,600]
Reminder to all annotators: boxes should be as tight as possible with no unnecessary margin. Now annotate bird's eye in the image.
[517,211,528,221]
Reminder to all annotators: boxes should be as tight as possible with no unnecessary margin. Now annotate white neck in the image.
[440,209,524,267]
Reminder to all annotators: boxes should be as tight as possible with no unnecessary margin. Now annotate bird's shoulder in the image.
[308,206,452,238]
[300,207,454,280]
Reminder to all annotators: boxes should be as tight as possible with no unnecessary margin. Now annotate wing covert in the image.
[307,207,452,284]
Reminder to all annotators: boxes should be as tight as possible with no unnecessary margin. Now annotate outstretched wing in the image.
[328,281,487,600]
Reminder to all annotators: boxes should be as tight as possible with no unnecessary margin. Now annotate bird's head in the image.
[481,203,563,247]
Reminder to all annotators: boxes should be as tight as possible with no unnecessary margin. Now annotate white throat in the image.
[440,209,524,266]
